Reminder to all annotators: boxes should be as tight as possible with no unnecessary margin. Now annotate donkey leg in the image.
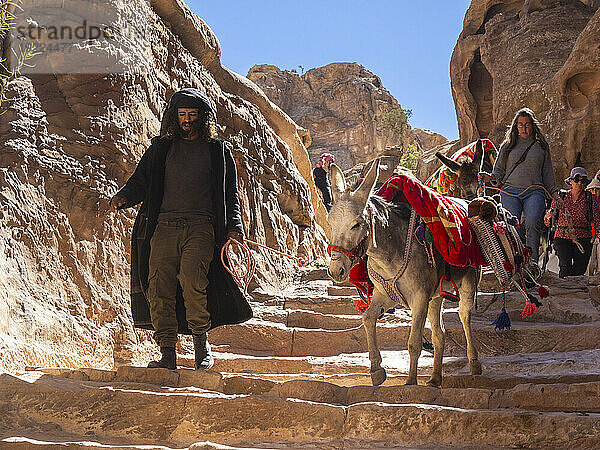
[426,297,445,387]
[363,296,386,386]
[406,298,429,385]
[458,271,482,376]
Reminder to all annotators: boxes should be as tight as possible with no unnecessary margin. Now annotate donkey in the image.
[435,139,490,200]
[327,159,482,387]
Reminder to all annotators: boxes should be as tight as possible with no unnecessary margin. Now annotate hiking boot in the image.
[147,347,177,370]
[193,333,214,370]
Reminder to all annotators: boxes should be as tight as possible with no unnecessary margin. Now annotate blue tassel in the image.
[492,308,511,330]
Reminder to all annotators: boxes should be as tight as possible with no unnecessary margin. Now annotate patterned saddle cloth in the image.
[468,207,527,285]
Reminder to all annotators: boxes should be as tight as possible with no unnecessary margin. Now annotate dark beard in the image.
[178,119,202,139]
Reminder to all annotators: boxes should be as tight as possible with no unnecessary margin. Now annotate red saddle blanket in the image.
[348,174,486,312]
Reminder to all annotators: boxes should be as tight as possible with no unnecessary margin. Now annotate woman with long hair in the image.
[481,107,562,263]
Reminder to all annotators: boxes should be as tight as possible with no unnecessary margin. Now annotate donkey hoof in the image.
[469,359,482,375]
[426,376,442,387]
[404,376,417,386]
[370,368,387,386]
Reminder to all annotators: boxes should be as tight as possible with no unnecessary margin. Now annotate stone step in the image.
[2,373,599,448]
[208,318,600,357]
[473,288,600,325]
[255,306,413,330]
[251,305,366,330]
[181,348,600,383]
[327,285,359,296]
[39,363,600,399]
[298,267,329,282]
[178,352,374,375]
[0,437,250,449]
[260,296,362,315]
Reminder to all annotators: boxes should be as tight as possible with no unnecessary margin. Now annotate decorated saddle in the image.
[466,196,549,328]
[349,173,486,312]
[347,174,548,324]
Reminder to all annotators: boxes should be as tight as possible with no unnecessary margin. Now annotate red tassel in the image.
[523,247,532,258]
[354,299,369,314]
[521,302,539,318]
[538,286,549,299]
[503,260,513,272]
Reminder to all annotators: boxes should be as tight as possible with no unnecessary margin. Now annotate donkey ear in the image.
[436,151,460,172]
[472,140,484,169]
[329,163,346,203]
[352,158,380,205]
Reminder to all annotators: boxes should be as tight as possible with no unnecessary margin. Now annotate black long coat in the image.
[117,136,252,333]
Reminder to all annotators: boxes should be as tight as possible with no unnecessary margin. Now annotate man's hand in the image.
[227,231,244,243]
[110,193,127,211]
[478,172,496,184]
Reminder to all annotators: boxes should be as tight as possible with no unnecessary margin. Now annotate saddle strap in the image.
[366,209,417,308]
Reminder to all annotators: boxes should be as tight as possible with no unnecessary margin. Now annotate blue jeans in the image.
[500,185,546,262]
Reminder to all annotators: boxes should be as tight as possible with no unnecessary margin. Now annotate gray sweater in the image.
[159,138,214,219]
[492,135,558,194]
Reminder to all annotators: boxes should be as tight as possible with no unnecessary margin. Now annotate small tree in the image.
[377,107,413,148]
[1,0,39,114]
[398,143,420,171]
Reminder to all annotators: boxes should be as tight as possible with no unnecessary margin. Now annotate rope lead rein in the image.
[221,238,306,296]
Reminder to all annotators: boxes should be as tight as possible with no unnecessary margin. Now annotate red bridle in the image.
[327,236,368,262]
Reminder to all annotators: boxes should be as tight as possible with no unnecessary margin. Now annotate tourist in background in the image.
[586,170,600,275]
[313,153,335,212]
[544,167,600,278]
[480,107,562,264]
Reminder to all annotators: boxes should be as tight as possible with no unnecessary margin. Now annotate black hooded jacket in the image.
[117,88,252,333]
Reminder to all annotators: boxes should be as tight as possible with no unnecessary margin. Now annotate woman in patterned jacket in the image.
[544,167,600,278]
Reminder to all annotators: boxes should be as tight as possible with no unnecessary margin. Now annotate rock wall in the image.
[412,128,448,151]
[452,0,600,181]
[248,63,424,170]
[0,0,327,372]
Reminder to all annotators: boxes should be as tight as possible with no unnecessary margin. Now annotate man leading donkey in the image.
[111,88,250,370]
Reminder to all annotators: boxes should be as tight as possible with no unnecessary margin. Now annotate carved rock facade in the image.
[452,0,600,181]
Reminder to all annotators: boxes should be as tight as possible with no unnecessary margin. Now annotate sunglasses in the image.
[572,175,588,183]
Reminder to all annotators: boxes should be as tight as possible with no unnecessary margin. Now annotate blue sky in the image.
[188,1,472,140]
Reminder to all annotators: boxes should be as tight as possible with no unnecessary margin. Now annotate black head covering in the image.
[168,87,215,115]
[160,88,216,137]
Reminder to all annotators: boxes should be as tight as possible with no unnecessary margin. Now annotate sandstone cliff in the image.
[0,0,327,371]
[248,63,427,170]
[452,0,600,181]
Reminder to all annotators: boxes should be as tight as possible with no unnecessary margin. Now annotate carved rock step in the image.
[253,306,414,330]
[327,285,359,296]
[2,373,600,448]
[252,306,365,330]
[35,366,600,411]
[208,319,600,357]
[261,296,362,315]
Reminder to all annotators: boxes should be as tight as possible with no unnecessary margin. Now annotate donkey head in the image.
[435,139,485,200]
[327,159,380,283]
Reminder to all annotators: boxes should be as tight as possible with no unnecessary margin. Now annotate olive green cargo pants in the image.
[147,217,215,347]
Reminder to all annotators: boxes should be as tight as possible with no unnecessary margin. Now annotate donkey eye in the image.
[351,222,361,230]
